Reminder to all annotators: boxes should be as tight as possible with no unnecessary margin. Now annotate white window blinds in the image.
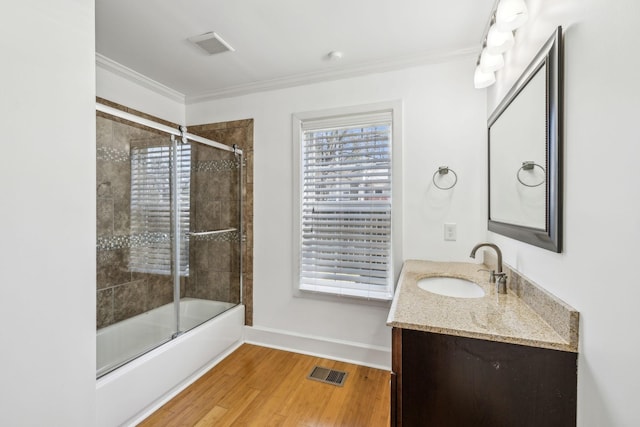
[129,144,191,276]
[299,111,393,300]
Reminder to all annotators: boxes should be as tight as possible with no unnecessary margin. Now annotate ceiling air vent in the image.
[188,32,235,55]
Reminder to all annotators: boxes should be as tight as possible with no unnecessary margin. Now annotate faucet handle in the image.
[477,268,496,283]
[494,273,508,294]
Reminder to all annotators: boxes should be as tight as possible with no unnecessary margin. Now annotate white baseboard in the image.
[244,325,391,370]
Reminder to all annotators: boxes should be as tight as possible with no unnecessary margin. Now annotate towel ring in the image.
[517,161,546,187]
[433,166,457,190]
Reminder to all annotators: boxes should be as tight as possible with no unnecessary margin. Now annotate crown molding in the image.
[96,54,186,103]
[97,47,477,106]
[186,47,477,104]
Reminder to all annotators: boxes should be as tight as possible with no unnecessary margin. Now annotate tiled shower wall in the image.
[185,144,242,304]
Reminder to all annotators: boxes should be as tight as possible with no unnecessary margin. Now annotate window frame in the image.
[292,101,403,302]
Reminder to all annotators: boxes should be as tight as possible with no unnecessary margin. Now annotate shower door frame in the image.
[96,103,242,155]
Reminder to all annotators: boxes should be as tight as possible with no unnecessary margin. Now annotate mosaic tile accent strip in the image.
[97,229,240,250]
[97,232,170,251]
[96,146,130,163]
[193,159,241,173]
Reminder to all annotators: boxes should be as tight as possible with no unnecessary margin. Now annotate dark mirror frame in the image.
[488,26,563,253]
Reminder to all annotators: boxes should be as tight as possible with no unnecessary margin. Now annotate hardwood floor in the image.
[138,344,391,426]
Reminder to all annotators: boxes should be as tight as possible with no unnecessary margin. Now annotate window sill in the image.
[295,287,393,308]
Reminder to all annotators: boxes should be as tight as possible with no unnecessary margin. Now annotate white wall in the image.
[0,1,96,426]
[188,58,486,364]
[487,0,640,425]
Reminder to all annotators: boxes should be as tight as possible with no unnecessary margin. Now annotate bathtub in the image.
[97,298,237,377]
[96,298,244,427]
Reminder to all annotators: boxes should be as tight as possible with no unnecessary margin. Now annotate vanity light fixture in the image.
[479,48,504,72]
[486,24,514,54]
[496,0,529,31]
[473,0,528,89]
[474,66,496,88]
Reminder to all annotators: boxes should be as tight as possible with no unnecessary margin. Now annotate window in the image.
[129,144,191,276]
[293,103,401,300]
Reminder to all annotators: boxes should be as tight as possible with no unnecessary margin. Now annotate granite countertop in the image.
[386,259,578,352]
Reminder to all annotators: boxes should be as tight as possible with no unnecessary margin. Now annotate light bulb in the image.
[474,65,496,89]
[486,24,514,54]
[496,0,529,31]
[479,48,504,73]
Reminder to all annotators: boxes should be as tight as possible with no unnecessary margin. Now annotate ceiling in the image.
[96,0,494,102]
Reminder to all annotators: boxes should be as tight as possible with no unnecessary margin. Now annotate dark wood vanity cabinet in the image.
[391,327,577,427]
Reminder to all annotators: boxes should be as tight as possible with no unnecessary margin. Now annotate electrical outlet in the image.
[444,223,457,241]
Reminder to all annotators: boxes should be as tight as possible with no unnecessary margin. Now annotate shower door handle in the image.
[187,228,237,236]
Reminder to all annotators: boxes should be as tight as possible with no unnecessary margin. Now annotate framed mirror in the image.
[488,26,563,252]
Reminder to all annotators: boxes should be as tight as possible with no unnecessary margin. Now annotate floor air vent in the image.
[307,366,348,386]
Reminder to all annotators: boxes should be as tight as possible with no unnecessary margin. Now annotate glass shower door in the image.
[96,115,180,376]
[179,139,242,332]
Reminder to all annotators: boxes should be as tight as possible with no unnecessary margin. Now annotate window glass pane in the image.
[299,115,393,300]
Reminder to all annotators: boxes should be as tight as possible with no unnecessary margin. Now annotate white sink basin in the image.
[417,276,485,298]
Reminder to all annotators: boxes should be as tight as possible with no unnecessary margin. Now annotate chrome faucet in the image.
[470,243,507,294]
